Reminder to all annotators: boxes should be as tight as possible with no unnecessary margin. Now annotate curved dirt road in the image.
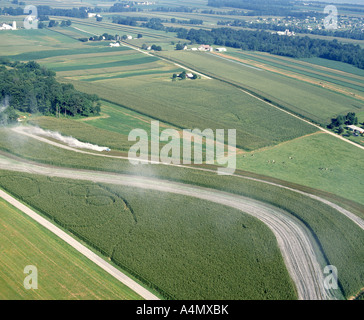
[0,154,344,300]
[12,126,364,230]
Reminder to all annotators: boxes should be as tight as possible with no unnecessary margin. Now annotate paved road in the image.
[0,154,348,300]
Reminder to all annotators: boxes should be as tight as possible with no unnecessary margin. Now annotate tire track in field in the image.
[0,154,344,300]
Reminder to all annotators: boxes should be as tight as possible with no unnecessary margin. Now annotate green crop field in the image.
[225,51,364,94]
[236,132,364,206]
[1,5,364,301]
[158,51,364,125]
[7,45,131,61]
[0,171,297,300]
[69,75,318,151]
[0,197,142,300]
[0,129,363,299]
[300,57,364,77]
[17,112,364,208]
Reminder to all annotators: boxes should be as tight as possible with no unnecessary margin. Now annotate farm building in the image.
[347,125,364,134]
[276,29,295,36]
[198,45,213,52]
[0,21,16,30]
[216,48,227,52]
[109,42,120,47]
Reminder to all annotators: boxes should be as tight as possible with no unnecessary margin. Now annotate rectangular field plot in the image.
[159,51,363,124]
[0,173,297,300]
[0,197,142,300]
[72,75,318,151]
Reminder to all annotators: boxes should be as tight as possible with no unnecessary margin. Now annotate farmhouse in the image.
[276,29,295,36]
[198,45,213,52]
[0,21,16,31]
[347,125,364,134]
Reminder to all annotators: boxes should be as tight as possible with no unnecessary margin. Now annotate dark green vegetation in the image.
[180,28,364,69]
[0,129,363,299]
[0,197,143,300]
[0,61,101,119]
[0,171,297,300]
[328,112,360,129]
[0,5,88,18]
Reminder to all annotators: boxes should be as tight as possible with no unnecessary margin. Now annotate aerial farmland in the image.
[0,0,363,309]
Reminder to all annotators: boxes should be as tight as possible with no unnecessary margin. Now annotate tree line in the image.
[217,19,364,41]
[0,60,101,123]
[134,18,364,69]
[0,6,89,18]
[328,112,359,129]
[178,28,364,69]
[207,0,304,17]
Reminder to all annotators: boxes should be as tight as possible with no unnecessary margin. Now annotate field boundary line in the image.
[11,126,364,228]
[0,189,159,301]
[154,51,364,151]
[0,163,341,300]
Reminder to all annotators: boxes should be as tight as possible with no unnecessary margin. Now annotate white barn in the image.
[347,125,364,134]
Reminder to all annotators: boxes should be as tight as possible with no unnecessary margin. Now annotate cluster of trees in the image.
[177,28,364,69]
[39,19,72,29]
[112,16,148,26]
[328,112,359,130]
[36,6,89,18]
[0,5,95,18]
[0,61,101,121]
[80,33,142,43]
[171,18,204,25]
[0,7,24,16]
[140,18,187,35]
[88,33,120,41]
[172,71,198,80]
[141,18,166,31]
[152,6,195,13]
[141,44,162,51]
[175,42,188,50]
